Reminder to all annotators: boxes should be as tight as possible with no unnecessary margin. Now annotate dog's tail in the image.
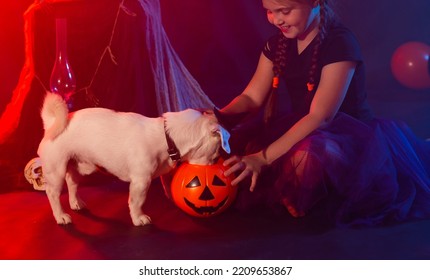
[41,92,69,140]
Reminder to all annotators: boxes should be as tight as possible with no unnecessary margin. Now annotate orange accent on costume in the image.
[272,76,279,89]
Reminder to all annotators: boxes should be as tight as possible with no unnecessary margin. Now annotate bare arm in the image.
[263,61,357,164]
[225,60,357,191]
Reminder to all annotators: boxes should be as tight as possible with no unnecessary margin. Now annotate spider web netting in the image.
[0,0,214,190]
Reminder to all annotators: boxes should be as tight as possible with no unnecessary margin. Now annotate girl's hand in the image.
[223,152,268,192]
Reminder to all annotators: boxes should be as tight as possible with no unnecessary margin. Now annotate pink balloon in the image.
[391,41,430,89]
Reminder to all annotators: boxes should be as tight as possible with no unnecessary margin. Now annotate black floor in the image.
[1,178,430,260]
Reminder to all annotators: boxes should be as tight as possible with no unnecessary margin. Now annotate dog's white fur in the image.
[37,92,225,226]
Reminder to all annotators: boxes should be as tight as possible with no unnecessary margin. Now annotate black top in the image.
[263,21,373,123]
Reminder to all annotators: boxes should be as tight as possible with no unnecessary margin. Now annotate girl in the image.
[216,0,430,226]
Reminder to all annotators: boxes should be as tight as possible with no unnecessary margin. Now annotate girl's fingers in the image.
[250,172,258,192]
[231,170,247,186]
[224,159,244,176]
[223,155,240,166]
[224,155,260,191]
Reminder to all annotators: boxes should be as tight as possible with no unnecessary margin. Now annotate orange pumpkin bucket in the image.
[171,158,237,217]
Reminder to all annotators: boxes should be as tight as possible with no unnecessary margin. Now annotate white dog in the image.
[37,92,230,226]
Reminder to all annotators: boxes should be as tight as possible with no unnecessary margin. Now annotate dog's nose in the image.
[198,186,215,201]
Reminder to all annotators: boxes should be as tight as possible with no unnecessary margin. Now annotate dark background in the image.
[1,0,429,136]
[0,0,430,261]
[158,0,430,138]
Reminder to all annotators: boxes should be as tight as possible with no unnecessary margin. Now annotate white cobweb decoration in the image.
[138,0,215,112]
[20,0,215,189]
[75,0,215,112]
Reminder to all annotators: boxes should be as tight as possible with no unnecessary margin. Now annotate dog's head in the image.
[163,109,230,165]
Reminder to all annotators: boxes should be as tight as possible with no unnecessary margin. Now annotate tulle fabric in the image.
[233,113,430,227]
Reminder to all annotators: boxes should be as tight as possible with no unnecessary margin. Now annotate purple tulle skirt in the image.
[232,113,430,227]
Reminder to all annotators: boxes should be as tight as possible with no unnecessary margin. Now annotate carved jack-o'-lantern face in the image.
[171,159,237,217]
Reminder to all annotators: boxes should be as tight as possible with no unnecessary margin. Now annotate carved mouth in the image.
[184,197,228,215]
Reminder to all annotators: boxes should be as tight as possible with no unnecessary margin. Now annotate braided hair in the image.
[264,0,333,123]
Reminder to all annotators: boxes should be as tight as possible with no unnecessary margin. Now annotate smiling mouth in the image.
[184,197,228,215]
[279,26,290,32]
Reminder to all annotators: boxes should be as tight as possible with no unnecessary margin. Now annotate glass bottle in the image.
[49,18,76,111]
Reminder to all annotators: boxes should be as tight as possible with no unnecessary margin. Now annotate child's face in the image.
[262,0,319,40]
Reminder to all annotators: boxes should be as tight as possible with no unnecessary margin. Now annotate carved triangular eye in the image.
[212,175,226,187]
[199,186,215,201]
[186,176,201,188]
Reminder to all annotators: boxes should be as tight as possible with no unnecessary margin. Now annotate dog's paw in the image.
[69,198,86,211]
[55,213,72,225]
[132,214,152,226]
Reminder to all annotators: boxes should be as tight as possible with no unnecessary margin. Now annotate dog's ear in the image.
[212,124,231,154]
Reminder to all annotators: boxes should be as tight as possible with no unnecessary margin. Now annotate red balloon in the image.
[391,41,430,89]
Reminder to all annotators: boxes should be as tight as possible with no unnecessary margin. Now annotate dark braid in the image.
[264,35,289,123]
[264,0,332,123]
[307,0,329,93]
